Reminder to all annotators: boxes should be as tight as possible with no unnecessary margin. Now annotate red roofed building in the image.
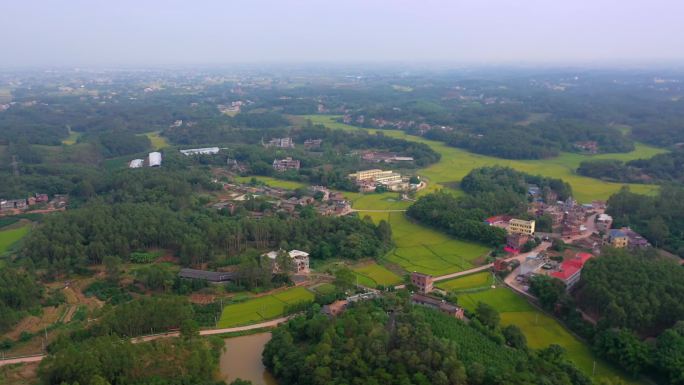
[551,252,593,290]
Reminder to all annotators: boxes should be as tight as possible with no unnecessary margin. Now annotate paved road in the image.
[351,209,407,212]
[0,316,293,367]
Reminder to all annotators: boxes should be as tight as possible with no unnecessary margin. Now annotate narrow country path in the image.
[0,316,293,367]
[351,209,407,212]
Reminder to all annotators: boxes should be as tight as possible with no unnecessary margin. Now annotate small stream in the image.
[219,333,277,385]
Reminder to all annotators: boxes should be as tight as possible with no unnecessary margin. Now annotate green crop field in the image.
[436,271,494,292]
[312,283,336,295]
[217,287,314,328]
[352,262,403,287]
[0,224,31,255]
[61,130,82,145]
[143,131,170,150]
[303,115,666,202]
[233,176,308,190]
[458,288,637,384]
[366,212,489,276]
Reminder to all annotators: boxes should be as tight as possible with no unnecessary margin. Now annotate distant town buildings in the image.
[361,151,414,163]
[180,147,220,156]
[410,272,434,293]
[348,168,408,192]
[272,157,301,172]
[265,137,294,148]
[303,139,323,149]
[574,141,599,154]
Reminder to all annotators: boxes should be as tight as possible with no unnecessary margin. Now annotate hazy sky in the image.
[1,0,683,67]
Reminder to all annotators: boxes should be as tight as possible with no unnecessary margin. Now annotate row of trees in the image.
[577,150,684,185]
[21,201,393,274]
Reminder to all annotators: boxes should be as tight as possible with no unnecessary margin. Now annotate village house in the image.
[484,215,513,229]
[573,141,599,154]
[264,249,310,274]
[506,233,530,253]
[411,293,465,320]
[508,219,536,236]
[265,137,295,148]
[272,157,300,171]
[0,199,28,212]
[410,272,434,293]
[596,213,613,232]
[550,252,594,290]
[607,229,629,248]
[304,139,323,149]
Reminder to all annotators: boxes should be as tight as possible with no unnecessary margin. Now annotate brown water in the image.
[219,333,277,385]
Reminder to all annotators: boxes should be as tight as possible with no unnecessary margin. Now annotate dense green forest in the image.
[407,167,570,246]
[529,248,684,383]
[263,297,590,385]
[39,336,225,385]
[21,201,392,274]
[0,267,43,332]
[577,150,684,184]
[606,186,684,257]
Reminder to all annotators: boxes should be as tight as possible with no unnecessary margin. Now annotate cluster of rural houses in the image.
[0,193,66,215]
[214,182,352,219]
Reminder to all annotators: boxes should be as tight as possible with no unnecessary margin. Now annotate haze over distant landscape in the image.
[2,0,683,67]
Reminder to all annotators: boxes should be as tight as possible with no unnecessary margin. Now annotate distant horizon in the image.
[2,0,683,68]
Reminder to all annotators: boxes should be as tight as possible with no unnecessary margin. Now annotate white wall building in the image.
[180,147,220,156]
[148,152,162,167]
[129,159,144,168]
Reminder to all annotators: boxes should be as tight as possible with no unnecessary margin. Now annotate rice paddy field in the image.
[435,271,494,292]
[458,288,638,384]
[352,262,403,287]
[233,176,308,190]
[0,224,31,255]
[217,287,314,328]
[302,115,666,202]
[366,211,490,276]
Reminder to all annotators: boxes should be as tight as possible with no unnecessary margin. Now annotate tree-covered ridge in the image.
[407,167,571,246]
[577,150,684,184]
[263,298,590,385]
[578,249,684,334]
[606,186,684,257]
[460,166,572,201]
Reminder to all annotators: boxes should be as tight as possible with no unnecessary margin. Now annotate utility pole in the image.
[11,155,19,176]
